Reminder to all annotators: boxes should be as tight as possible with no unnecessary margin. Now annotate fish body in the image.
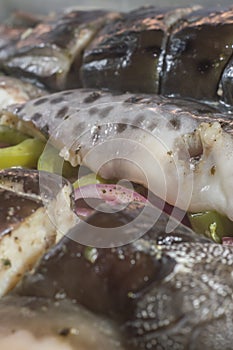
[0,5,232,350]
[14,203,233,350]
[1,6,233,106]
[161,7,233,102]
[4,89,233,220]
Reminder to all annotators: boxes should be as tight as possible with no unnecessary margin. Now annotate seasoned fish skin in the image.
[1,5,233,350]
[2,5,233,106]
[8,89,229,144]
[82,5,233,105]
[5,10,50,29]
[82,6,168,94]
[0,25,24,61]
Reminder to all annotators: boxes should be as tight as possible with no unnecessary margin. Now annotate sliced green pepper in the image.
[0,138,45,169]
[38,144,78,180]
[0,125,30,145]
[188,211,233,243]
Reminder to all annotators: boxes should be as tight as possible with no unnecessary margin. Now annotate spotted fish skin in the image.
[5,89,233,221]
[10,88,233,145]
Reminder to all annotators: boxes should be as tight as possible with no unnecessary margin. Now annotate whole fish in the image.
[2,6,233,106]
[3,89,233,221]
[1,5,233,350]
[14,203,233,350]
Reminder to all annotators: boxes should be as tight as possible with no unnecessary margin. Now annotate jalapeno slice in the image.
[0,138,45,169]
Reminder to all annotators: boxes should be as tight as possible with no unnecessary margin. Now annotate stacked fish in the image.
[0,5,233,350]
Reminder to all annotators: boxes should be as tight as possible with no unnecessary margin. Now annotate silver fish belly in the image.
[5,89,233,220]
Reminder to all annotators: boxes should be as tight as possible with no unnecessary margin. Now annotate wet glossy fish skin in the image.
[8,89,227,144]
[0,10,119,91]
[219,54,233,107]
[5,10,49,29]
[81,6,198,94]
[81,6,233,106]
[0,24,24,61]
[161,7,233,102]
[0,11,52,87]
[2,6,233,106]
